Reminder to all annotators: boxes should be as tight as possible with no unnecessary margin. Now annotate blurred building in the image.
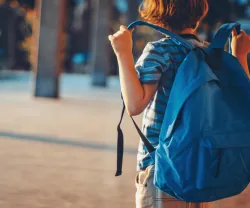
[0,0,249,74]
[64,0,92,73]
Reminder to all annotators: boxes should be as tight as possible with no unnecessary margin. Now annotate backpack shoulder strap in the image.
[116,98,155,177]
[128,20,194,50]
[159,51,219,140]
[115,21,195,176]
[209,23,241,52]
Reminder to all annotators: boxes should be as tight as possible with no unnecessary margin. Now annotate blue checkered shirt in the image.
[135,36,201,170]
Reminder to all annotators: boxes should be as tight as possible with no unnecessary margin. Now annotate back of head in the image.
[139,0,209,32]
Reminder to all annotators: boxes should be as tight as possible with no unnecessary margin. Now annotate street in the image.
[0,71,139,208]
[0,71,249,208]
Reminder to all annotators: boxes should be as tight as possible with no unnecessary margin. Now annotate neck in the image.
[176,28,196,35]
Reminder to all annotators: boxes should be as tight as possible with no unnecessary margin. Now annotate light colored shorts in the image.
[135,165,211,208]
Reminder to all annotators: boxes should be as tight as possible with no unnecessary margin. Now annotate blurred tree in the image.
[108,3,122,75]
[0,0,32,70]
[231,0,249,18]
[17,0,34,8]
[0,3,9,67]
[65,0,92,73]
[35,0,67,98]
[127,0,141,59]
[127,0,139,24]
[203,0,232,42]
[90,0,113,86]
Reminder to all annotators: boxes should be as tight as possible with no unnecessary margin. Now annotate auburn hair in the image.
[139,0,209,31]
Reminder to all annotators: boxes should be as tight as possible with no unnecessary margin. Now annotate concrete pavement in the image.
[0,71,249,208]
[0,71,139,208]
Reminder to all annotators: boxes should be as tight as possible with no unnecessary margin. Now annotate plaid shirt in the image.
[135,35,203,170]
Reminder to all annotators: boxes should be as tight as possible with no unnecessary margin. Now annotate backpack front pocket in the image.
[201,120,250,148]
[200,120,250,180]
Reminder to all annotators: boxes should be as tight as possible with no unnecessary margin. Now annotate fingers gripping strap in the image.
[209,23,241,50]
[127,20,194,50]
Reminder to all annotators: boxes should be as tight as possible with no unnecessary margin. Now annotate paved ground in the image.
[0,71,140,208]
[0,71,249,208]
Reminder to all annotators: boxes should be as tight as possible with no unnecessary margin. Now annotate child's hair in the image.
[139,0,209,31]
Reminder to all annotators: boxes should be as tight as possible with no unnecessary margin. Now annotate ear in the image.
[192,22,200,30]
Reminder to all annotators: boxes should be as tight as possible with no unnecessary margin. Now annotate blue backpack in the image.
[116,21,250,203]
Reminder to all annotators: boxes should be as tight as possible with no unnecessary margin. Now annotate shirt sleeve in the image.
[135,42,172,84]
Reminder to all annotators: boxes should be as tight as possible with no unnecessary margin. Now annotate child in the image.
[109,0,250,207]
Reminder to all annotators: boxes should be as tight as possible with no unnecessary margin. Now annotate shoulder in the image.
[137,39,170,63]
[136,39,174,73]
[141,38,176,61]
[188,39,210,48]
[144,38,175,51]
[142,39,167,56]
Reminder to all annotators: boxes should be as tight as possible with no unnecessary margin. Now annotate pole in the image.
[90,0,112,87]
[34,0,67,98]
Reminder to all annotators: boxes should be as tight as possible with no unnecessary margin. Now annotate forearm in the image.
[109,26,158,115]
[235,54,250,78]
[117,53,146,115]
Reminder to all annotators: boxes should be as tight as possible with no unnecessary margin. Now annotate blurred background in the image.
[0,0,249,207]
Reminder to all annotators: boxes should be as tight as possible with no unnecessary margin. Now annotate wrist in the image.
[116,50,133,60]
[117,51,135,72]
[233,51,248,59]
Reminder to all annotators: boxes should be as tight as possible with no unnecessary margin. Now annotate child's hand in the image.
[231,29,250,57]
[109,26,134,57]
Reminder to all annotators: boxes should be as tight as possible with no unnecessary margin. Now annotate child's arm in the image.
[236,55,249,77]
[231,30,250,78]
[109,26,158,116]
